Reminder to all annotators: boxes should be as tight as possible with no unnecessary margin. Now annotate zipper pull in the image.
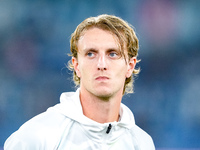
[106,124,112,134]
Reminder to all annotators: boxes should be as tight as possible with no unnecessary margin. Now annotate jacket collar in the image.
[54,88,136,143]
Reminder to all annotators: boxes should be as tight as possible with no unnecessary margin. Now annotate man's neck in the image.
[79,88,122,124]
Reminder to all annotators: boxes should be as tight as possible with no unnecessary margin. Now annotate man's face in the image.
[72,27,136,99]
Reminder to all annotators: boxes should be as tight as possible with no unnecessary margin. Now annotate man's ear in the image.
[126,57,136,78]
[72,57,81,77]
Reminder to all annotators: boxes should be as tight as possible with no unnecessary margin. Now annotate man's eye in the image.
[109,52,118,58]
[87,52,94,57]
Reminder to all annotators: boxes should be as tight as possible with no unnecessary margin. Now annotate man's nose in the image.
[97,55,107,71]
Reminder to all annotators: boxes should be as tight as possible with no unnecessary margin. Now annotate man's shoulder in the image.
[130,125,155,150]
[4,107,72,149]
[17,106,70,130]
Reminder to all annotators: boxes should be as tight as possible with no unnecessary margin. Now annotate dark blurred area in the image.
[0,0,200,149]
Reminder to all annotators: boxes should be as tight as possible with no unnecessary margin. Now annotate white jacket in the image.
[4,89,155,150]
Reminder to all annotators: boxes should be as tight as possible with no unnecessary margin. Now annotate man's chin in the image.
[94,90,114,101]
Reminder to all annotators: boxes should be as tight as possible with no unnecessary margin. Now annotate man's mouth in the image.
[95,76,109,81]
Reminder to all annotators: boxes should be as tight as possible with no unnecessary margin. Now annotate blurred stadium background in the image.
[0,0,200,149]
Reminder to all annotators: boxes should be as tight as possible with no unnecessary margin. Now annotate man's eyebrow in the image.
[81,45,121,53]
[83,48,98,52]
[107,48,120,52]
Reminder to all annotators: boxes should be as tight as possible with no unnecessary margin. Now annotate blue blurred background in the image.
[0,0,200,149]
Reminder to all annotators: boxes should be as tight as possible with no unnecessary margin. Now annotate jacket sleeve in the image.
[132,125,155,150]
[4,108,72,150]
[4,130,43,150]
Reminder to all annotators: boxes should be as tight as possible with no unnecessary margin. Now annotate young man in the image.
[4,14,155,149]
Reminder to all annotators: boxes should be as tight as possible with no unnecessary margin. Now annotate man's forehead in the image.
[79,27,116,40]
[77,27,128,57]
[78,28,120,47]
